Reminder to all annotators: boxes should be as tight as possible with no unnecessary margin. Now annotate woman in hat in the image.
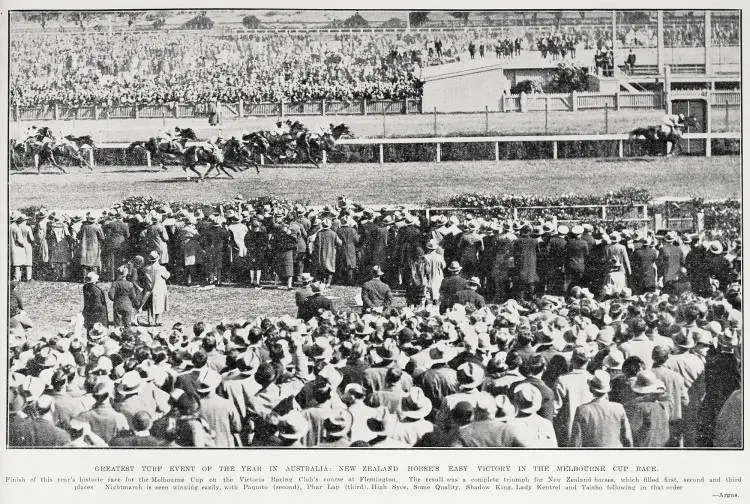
[139,250,171,327]
[335,217,360,286]
[82,270,108,333]
[34,209,51,279]
[47,213,72,281]
[623,370,670,447]
[512,382,557,447]
[311,217,342,287]
[457,220,484,278]
[108,266,139,329]
[179,215,202,286]
[78,213,104,282]
[9,213,34,281]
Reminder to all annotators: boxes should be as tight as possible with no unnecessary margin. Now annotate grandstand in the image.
[9,10,739,114]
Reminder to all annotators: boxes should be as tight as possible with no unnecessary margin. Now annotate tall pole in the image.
[704,10,712,74]
[657,11,664,75]
[611,10,617,72]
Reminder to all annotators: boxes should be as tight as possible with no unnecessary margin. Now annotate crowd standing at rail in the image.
[7,197,742,448]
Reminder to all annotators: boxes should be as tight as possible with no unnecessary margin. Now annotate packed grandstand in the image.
[9,10,740,107]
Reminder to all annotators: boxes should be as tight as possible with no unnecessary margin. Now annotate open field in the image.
[14,280,380,337]
[9,156,741,211]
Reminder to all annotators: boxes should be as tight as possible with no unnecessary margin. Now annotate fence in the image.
[12,89,740,121]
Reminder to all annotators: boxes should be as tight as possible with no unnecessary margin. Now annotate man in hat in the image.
[512,383,556,447]
[102,209,130,281]
[76,382,130,444]
[79,213,105,281]
[114,371,163,427]
[318,409,353,447]
[439,261,468,313]
[108,266,139,329]
[201,215,229,285]
[570,370,633,447]
[451,394,535,447]
[366,407,409,447]
[48,368,87,431]
[436,362,485,430]
[697,328,740,447]
[454,276,486,309]
[651,345,688,446]
[664,330,704,443]
[196,368,241,447]
[276,410,310,448]
[10,213,34,281]
[392,387,434,446]
[294,272,315,318]
[618,317,657,369]
[139,250,171,327]
[624,370,670,447]
[336,217,360,286]
[361,265,393,314]
[109,411,164,447]
[630,234,658,294]
[513,224,540,301]
[14,395,71,447]
[552,348,593,447]
[423,239,446,306]
[513,355,555,422]
[225,210,248,284]
[82,271,108,332]
[657,232,684,291]
[565,225,589,293]
[298,281,334,321]
[546,225,568,295]
[311,217,342,287]
[33,209,51,279]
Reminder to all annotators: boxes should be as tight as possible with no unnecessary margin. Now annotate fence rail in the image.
[12,89,740,121]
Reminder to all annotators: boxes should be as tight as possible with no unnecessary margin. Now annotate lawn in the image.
[16,280,383,337]
[9,156,742,212]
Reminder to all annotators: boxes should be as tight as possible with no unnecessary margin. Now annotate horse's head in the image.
[331,123,351,140]
[683,116,700,130]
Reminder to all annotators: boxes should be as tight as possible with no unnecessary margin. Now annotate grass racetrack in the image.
[15,280,378,336]
[9,156,742,211]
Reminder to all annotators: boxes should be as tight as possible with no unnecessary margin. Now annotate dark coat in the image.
[361,278,393,312]
[454,288,485,308]
[271,232,297,277]
[12,417,71,447]
[336,225,361,269]
[657,243,684,283]
[439,274,468,312]
[624,396,670,447]
[298,293,334,321]
[565,237,589,273]
[109,433,166,447]
[512,376,555,422]
[83,282,108,327]
[370,226,390,267]
[513,236,539,284]
[108,279,138,312]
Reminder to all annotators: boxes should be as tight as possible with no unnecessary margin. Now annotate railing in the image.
[11,90,739,121]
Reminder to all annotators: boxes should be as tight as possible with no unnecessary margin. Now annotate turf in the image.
[15,280,381,337]
[9,156,742,211]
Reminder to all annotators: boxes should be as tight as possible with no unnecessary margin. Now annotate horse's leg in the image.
[183,165,192,181]
[220,165,235,179]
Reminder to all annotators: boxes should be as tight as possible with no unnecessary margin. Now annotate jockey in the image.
[23,125,39,143]
[271,121,290,138]
[157,128,180,152]
[660,113,685,135]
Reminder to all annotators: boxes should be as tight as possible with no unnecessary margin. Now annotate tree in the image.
[22,12,59,29]
[450,12,470,25]
[342,12,368,28]
[409,11,429,28]
[183,13,214,30]
[548,61,590,93]
[381,17,405,28]
[242,15,261,29]
[66,12,96,30]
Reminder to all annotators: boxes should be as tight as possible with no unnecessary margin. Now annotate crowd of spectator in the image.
[7,196,743,448]
[10,16,738,107]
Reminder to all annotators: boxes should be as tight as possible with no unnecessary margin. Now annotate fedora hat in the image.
[196,368,221,394]
[588,369,611,394]
[33,347,58,369]
[85,271,99,283]
[400,388,432,420]
[366,407,393,436]
[299,272,314,284]
[571,225,584,236]
[631,370,666,395]
[446,261,462,273]
[323,409,353,438]
[557,224,569,235]
[278,411,309,440]
[456,362,485,390]
[88,322,108,342]
[118,370,142,396]
[603,348,624,370]
[467,276,481,287]
[371,265,384,277]
[513,383,542,414]
[147,250,160,263]
[425,239,438,250]
[709,241,724,255]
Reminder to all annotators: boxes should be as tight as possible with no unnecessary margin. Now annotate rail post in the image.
[54,103,59,120]
[552,140,558,159]
[604,103,609,133]
[379,143,384,164]
[134,104,139,119]
[382,110,387,138]
[618,139,624,158]
[322,149,327,165]
[14,103,19,122]
[615,91,621,111]
[571,90,578,112]
[436,143,441,163]
[601,205,607,221]
[89,149,94,168]
[362,98,367,116]
[544,101,549,135]
[495,141,500,161]
[94,104,99,120]
[238,99,243,118]
[725,100,729,131]
[404,97,409,115]
[433,107,438,136]
[279,100,284,118]
[260,154,265,166]
[321,99,325,117]
[485,105,489,133]
[146,151,151,167]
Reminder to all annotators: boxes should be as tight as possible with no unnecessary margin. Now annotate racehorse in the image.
[629,116,699,157]
[183,141,247,181]
[203,137,259,178]
[299,123,352,167]
[22,138,91,174]
[127,137,185,170]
